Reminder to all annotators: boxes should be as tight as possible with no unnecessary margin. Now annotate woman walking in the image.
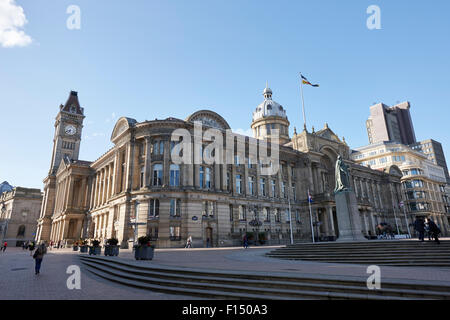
[33,243,47,275]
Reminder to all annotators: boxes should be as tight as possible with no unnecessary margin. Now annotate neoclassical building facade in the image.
[36,88,405,247]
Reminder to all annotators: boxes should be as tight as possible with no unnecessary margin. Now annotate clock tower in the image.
[36,91,85,242]
[49,91,85,175]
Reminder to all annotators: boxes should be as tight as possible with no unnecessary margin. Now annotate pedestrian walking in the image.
[413,217,425,242]
[29,241,35,256]
[206,237,210,248]
[2,241,7,252]
[33,243,47,275]
[185,235,192,248]
[243,234,248,249]
[426,218,441,244]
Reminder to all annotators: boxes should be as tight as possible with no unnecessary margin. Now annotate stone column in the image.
[125,142,134,191]
[214,163,221,191]
[112,151,120,195]
[106,165,111,202]
[143,137,152,187]
[287,163,292,200]
[79,177,87,208]
[163,140,170,187]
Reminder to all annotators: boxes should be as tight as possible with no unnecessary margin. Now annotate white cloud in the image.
[0,0,32,48]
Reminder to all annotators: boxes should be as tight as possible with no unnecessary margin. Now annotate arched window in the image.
[17,225,26,237]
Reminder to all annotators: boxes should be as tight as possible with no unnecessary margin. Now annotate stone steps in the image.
[266,241,450,267]
[79,255,450,300]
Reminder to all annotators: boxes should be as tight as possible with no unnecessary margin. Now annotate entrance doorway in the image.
[205,227,213,247]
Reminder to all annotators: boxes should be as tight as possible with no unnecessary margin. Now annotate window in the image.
[226,172,230,191]
[169,226,181,240]
[291,183,296,200]
[152,164,163,186]
[295,210,301,223]
[170,199,181,217]
[140,166,145,188]
[169,164,180,187]
[248,176,255,195]
[147,226,158,240]
[199,166,204,188]
[229,205,233,221]
[236,175,242,194]
[260,178,266,196]
[239,205,246,220]
[159,141,164,155]
[285,209,290,223]
[281,182,286,198]
[247,158,252,169]
[271,180,276,197]
[275,209,281,222]
[235,155,240,166]
[205,167,212,189]
[149,199,160,217]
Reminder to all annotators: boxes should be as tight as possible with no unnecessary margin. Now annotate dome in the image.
[0,181,13,194]
[252,86,287,121]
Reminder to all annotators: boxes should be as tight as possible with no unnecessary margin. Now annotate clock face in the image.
[65,125,77,135]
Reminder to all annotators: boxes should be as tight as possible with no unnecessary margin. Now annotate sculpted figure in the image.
[334,155,350,193]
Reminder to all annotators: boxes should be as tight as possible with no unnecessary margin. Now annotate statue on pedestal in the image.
[334,155,350,193]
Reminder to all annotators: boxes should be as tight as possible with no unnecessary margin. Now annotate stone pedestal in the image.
[335,190,366,242]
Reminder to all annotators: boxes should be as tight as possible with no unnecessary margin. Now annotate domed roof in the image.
[0,181,13,194]
[252,86,287,122]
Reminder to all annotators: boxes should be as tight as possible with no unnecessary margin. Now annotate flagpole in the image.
[300,73,307,130]
[308,189,315,243]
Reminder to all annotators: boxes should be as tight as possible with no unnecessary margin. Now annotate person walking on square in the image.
[28,241,35,256]
[426,218,441,244]
[33,243,47,275]
[2,241,7,252]
[414,217,425,242]
[243,234,248,249]
[206,237,210,248]
[185,235,192,248]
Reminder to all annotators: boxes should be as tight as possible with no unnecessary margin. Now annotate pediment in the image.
[111,117,137,142]
[316,127,342,144]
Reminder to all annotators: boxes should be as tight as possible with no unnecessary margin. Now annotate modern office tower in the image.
[366,102,416,145]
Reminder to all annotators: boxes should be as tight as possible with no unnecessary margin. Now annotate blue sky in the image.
[1,0,449,189]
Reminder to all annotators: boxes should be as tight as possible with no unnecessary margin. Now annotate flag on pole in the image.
[301,74,319,87]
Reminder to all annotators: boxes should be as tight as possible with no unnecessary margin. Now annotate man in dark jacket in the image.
[414,217,425,242]
[426,218,441,244]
